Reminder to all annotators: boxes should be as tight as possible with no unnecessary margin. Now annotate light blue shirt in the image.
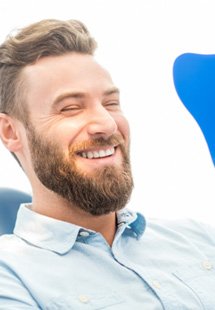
[0,204,215,309]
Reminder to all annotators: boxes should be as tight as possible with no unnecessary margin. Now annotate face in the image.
[22,53,133,215]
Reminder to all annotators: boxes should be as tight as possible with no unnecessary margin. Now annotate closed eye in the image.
[61,106,81,111]
[104,101,121,111]
[60,105,82,116]
[106,102,119,105]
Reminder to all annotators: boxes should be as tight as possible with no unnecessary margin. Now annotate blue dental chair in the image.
[0,188,31,235]
[173,53,215,166]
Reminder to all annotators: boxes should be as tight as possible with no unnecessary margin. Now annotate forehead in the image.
[22,53,115,111]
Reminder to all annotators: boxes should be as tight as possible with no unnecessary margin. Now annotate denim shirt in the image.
[0,204,215,309]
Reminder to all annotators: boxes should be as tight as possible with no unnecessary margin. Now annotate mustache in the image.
[69,134,125,155]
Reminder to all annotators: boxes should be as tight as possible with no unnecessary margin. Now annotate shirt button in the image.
[78,295,90,303]
[152,280,161,289]
[202,260,213,270]
[118,222,125,228]
[79,231,90,237]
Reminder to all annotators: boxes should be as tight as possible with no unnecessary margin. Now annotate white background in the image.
[0,0,214,223]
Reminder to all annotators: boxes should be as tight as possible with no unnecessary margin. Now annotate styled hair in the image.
[0,19,97,124]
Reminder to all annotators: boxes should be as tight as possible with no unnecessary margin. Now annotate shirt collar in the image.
[116,209,146,239]
[14,204,146,254]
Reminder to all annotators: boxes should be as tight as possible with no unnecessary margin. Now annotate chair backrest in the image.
[173,53,215,166]
[0,188,32,235]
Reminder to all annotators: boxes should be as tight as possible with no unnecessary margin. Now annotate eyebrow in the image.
[52,87,120,107]
[103,87,120,96]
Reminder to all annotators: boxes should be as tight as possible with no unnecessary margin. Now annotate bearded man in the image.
[0,19,215,309]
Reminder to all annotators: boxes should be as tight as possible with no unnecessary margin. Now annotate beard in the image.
[26,126,133,216]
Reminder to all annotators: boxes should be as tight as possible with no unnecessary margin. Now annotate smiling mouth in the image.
[77,147,116,159]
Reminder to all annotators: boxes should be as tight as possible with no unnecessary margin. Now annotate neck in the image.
[31,189,117,246]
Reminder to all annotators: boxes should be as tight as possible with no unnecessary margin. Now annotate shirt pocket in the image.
[45,291,125,310]
[173,260,215,310]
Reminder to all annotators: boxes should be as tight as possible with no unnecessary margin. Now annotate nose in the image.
[86,106,118,139]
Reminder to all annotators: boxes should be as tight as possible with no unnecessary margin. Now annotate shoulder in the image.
[0,233,18,248]
[0,233,26,259]
[147,217,215,239]
[145,217,215,258]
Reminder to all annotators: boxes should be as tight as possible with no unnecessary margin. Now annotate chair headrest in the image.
[173,53,215,165]
[0,188,32,235]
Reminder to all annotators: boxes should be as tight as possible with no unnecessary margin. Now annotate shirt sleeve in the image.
[0,263,39,309]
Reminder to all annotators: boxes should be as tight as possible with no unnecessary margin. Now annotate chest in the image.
[15,241,215,310]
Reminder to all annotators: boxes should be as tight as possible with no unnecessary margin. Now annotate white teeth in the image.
[87,151,94,159]
[80,147,115,159]
[93,151,100,158]
[99,150,106,157]
[106,149,113,156]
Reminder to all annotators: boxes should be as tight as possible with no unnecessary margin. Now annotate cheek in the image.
[115,114,130,142]
[50,118,86,147]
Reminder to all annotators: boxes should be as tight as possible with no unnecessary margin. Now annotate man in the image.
[0,19,214,309]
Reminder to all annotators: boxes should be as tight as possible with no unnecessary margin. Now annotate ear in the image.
[0,113,23,152]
